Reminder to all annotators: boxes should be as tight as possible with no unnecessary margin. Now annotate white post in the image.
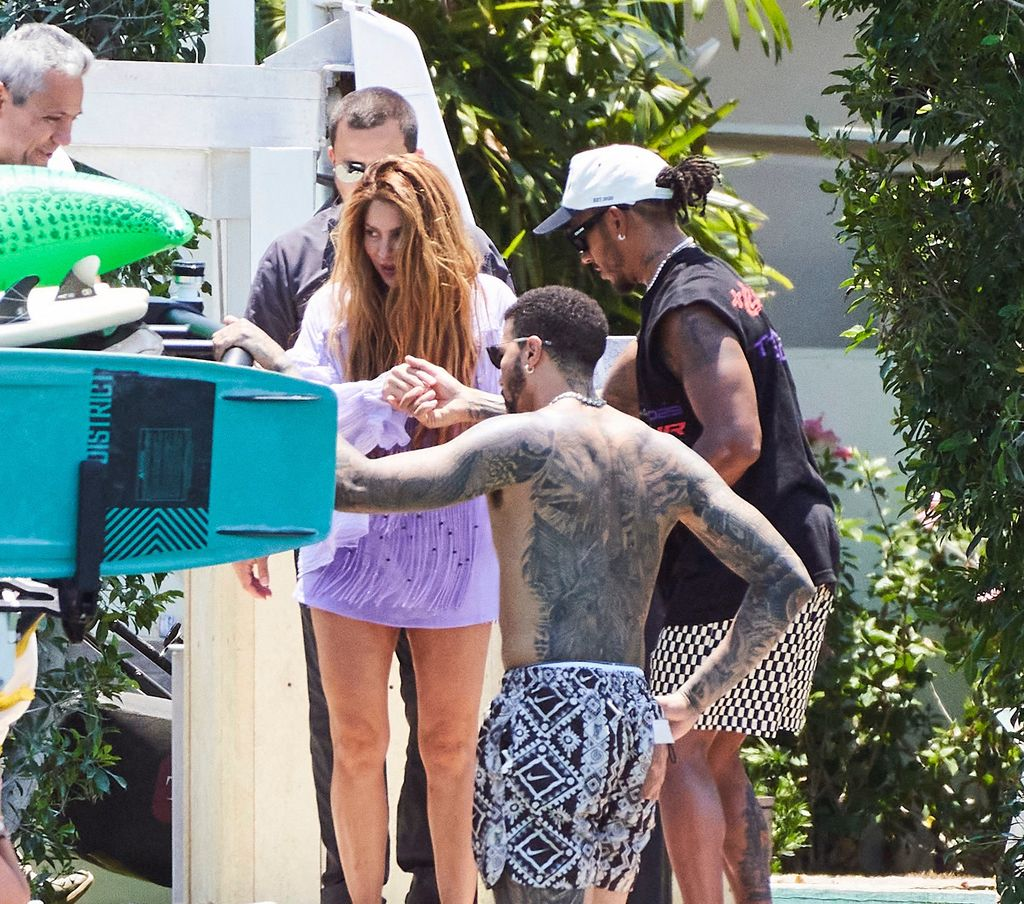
[286,0,331,44]
[249,146,318,294]
[179,560,320,904]
[206,0,256,65]
[170,643,187,904]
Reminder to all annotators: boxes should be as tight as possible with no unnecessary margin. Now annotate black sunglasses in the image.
[486,337,553,369]
[567,208,609,254]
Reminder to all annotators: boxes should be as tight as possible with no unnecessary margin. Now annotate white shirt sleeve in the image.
[471,273,517,396]
[286,282,410,454]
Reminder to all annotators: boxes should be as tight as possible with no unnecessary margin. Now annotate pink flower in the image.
[803,415,852,461]
[914,492,942,531]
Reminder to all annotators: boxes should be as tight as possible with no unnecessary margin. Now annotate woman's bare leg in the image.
[408,622,491,904]
[312,609,399,904]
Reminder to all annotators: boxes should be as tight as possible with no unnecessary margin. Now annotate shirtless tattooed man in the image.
[220,285,814,904]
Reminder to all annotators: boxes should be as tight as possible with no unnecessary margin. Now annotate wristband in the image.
[653,718,674,744]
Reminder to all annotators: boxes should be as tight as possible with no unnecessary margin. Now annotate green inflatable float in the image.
[0,165,194,291]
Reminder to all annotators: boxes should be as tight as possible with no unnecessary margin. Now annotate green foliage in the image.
[744,436,1020,876]
[742,739,812,871]
[808,0,1024,887]
[4,576,181,897]
[255,0,286,63]
[374,0,791,330]
[0,0,207,62]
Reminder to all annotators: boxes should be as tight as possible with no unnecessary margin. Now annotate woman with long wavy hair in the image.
[216,155,514,904]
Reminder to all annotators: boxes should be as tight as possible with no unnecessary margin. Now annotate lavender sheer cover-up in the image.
[286,274,514,628]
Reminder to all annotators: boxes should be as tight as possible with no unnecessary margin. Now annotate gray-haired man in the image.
[0,23,95,904]
[0,23,92,167]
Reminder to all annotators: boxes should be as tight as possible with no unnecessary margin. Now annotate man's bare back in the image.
[488,402,691,669]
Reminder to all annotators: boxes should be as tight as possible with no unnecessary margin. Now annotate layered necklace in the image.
[646,237,695,289]
[547,391,606,408]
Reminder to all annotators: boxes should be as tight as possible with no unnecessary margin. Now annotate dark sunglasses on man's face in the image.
[567,208,609,254]
[485,337,553,369]
[334,160,367,184]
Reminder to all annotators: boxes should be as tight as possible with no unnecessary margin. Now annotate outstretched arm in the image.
[655,451,814,737]
[335,414,552,513]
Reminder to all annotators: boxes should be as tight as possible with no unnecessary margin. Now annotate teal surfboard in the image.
[0,349,336,579]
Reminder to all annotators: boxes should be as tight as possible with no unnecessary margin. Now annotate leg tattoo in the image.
[735,785,772,904]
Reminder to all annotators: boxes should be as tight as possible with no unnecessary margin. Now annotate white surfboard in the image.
[0,284,149,348]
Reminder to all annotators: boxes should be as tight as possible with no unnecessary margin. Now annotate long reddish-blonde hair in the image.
[329,154,480,446]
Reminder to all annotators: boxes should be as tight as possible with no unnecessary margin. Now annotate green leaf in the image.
[722,0,742,50]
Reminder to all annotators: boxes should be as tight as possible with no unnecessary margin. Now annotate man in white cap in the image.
[534,145,839,904]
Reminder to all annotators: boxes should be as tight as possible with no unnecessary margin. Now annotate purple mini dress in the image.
[286,274,513,628]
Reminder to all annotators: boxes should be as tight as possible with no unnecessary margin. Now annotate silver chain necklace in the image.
[646,237,695,289]
[547,391,606,408]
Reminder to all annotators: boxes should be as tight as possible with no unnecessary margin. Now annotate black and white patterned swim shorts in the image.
[649,583,834,737]
[473,661,660,891]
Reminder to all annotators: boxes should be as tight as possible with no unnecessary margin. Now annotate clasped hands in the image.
[381,355,474,427]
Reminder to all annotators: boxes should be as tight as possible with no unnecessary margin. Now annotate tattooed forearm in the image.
[677,568,810,714]
[463,391,508,422]
[334,420,553,513]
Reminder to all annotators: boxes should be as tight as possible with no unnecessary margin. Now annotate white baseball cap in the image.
[533,144,674,235]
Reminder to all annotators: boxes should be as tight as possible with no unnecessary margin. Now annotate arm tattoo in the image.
[335,418,552,512]
[648,445,814,712]
[661,304,734,380]
[463,392,508,422]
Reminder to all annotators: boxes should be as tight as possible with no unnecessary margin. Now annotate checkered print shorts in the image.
[649,584,833,737]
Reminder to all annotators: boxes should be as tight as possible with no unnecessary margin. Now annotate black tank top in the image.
[636,244,838,625]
